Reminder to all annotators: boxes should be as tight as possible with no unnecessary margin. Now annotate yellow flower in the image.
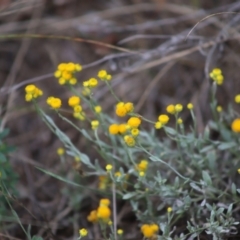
[158,114,169,124]
[25,93,33,102]
[57,148,64,156]
[95,106,102,113]
[187,103,193,110]
[167,207,172,213]
[91,120,99,130]
[139,171,145,177]
[136,160,148,172]
[118,124,127,134]
[124,135,135,147]
[73,112,85,121]
[238,169,240,174]
[108,220,113,225]
[109,124,119,135]
[100,199,110,207]
[209,68,224,85]
[73,105,82,113]
[54,70,62,78]
[127,117,141,128]
[62,71,72,80]
[58,78,66,85]
[124,102,134,113]
[216,106,222,112]
[155,121,162,129]
[177,118,183,124]
[97,206,111,219]
[98,70,107,79]
[47,97,61,109]
[131,128,139,136]
[116,105,127,117]
[66,62,75,71]
[231,118,240,133]
[88,78,98,87]
[69,78,77,85]
[58,63,67,71]
[25,84,36,93]
[106,74,112,80]
[79,228,88,237]
[175,104,183,112]
[235,94,240,103]
[82,87,91,96]
[75,63,82,71]
[68,96,80,107]
[83,81,89,87]
[166,104,175,114]
[106,164,113,171]
[141,224,159,238]
[25,84,43,101]
[117,229,123,235]
[115,171,122,177]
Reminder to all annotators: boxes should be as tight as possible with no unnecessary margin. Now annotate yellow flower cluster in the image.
[136,160,148,176]
[109,123,128,135]
[97,70,112,81]
[155,114,169,129]
[166,104,183,114]
[67,96,85,120]
[54,62,82,85]
[209,68,224,85]
[87,198,111,223]
[83,78,98,88]
[141,223,159,238]
[25,84,43,102]
[124,135,135,147]
[46,96,62,109]
[115,102,134,117]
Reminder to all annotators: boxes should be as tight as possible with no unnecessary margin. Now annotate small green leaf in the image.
[202,171,212,185]
[123,192,137,200]
[164,126,176,135]
[218,142,236,150]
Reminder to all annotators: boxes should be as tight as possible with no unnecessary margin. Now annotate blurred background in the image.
[1,0,240,239]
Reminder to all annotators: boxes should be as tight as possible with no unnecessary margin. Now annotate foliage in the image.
[24,65,240,240]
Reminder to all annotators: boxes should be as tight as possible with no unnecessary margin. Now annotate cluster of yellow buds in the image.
[141,223,159,238]
[108,116,141,147]
[166,104,183,114]
[155,114,169,129]
[87,198,111,223]
[25,84,43,102]
[209,68,224,85]
[68,96,85,120]
[108,123,128,135]
[54,62,82,85]
[136,160,148,176]
[97,70,112,81]
[46,96,62,109]
[115,102,134,117]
